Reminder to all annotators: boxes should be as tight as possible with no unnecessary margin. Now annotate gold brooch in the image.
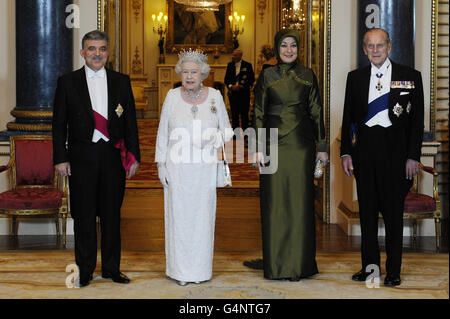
[406,101,412,114]
[115,104,123,117]
[210,98,217,113]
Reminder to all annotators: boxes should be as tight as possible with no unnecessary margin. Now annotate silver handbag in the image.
[314,159,324,179]
[217,142,232,187]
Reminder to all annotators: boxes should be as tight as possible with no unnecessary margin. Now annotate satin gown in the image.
[253,63,327,280]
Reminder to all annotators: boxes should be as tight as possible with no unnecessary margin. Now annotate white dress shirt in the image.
[85,65,109,142]
[365,58,392,128]
[235,60,241,77]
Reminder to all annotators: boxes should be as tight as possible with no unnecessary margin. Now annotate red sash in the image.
[93,110,136,172]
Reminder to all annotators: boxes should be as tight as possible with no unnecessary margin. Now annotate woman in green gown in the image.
[252,29,329,281]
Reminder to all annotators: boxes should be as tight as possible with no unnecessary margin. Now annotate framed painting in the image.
[165,0,233,53]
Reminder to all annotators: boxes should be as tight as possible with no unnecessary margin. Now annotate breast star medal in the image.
[393,103,403,117]
[406,101,412,114]
[115,104,123,117]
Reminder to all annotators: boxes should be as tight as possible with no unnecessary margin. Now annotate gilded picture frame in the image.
[97,0,121,72]
[165,0,233,53]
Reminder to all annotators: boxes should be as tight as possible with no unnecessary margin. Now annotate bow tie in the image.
[87,68,105,78]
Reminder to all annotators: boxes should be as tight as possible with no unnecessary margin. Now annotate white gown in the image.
[155,87,232,282]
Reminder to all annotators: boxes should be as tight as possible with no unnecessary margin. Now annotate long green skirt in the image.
[260,124,318,280]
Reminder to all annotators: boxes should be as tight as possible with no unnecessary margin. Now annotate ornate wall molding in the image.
[132,0,141,23]
[256,0,267,24]
[132,46,143,74]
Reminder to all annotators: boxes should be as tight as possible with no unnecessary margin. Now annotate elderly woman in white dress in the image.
[155,49,232,286]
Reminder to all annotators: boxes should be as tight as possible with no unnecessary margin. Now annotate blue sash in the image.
[364,93,389,124]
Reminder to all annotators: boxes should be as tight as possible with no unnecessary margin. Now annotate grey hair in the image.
[363,28,391,46]
[175,55,210,81]
[82,30,109,49]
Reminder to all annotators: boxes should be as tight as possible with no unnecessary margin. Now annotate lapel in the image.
[106,68,120,129]
[74,67,94,123]
[360,65,371,116]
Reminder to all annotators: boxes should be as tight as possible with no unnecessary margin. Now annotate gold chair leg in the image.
[435,218,441,251]
[62,214,67,247]
[55,216,60,238]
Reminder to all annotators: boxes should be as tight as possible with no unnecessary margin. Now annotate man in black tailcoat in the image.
[52,30,140,287]
[224,49,255,134]
[341,28,424,287]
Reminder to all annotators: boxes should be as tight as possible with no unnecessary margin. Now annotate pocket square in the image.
[400,92,410,95]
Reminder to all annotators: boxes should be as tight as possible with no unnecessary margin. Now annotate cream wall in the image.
[0,0,15,134]
[0,0,15,235]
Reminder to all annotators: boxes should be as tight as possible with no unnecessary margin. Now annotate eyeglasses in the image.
[365,43,388,51]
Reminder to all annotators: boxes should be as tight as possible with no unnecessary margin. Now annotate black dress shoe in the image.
[79,274,93,287]
[243,258,263,270]
[384,274,401,287]
[351,269,372,282]
[102,271,130,284]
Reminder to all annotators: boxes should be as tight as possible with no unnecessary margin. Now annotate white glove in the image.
[157,163,169,187]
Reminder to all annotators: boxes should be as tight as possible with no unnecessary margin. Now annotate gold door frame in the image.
[97,0,121,71]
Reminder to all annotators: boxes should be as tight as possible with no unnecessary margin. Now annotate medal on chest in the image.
[375,73,383,91]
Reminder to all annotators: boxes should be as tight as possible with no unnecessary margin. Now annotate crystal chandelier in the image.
[281,0,307,31]
[174,0,232,12]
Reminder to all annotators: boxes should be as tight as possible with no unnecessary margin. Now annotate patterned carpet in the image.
[0,251,448,299]
[127,119,259,188]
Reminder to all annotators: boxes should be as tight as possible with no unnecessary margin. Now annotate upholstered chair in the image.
[0,135,68,245]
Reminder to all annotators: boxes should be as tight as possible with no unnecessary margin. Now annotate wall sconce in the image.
[152,11,168,63]
[228,11,245,49]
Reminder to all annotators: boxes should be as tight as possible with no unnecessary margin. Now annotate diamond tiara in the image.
[178,48,208,63]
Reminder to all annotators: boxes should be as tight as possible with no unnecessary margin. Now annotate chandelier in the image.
[174,0,232,12]
[281,0,307,31]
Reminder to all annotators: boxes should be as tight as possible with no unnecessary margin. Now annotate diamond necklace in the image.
[184,85,203,118]
[184,85,203,102]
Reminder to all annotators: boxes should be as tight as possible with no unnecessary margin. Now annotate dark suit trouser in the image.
[229,91,250,132]
[69,140,125,280]
[353,125,410,277]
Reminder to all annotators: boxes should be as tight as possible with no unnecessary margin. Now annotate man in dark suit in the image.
[52,30,140,287]
[224,49,255,134]
[340,28,424,287]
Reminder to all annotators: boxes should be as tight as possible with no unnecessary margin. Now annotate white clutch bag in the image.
[217,142,232,187]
